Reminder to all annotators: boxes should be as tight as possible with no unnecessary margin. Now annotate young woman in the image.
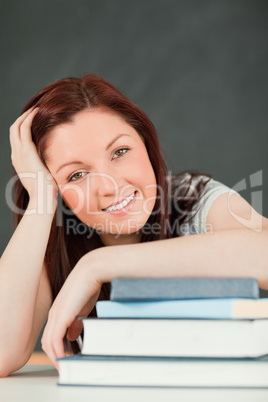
[0,74,267,376]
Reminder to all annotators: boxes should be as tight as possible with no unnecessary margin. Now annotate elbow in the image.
[0,356,13,378]
[0,351,28,378]
[0,364,12,378]
[255,227,268,290]
[258,274,268,291]
[0,332,37,377]
[257,261,268,291]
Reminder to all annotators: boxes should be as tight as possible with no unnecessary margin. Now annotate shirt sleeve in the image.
[189,179,237,235]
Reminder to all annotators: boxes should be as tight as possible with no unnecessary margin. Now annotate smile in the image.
[105,192,136,212]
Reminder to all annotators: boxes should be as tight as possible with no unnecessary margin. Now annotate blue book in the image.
[96,298,268,319]
[110,278,260,301]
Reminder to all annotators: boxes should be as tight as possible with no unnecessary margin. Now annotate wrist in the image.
[80,247,118,286]
[27,194,58,217]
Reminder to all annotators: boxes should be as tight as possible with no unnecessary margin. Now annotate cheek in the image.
[61,187,87,215]
[132,155,157,213]
[131,151,156,185]
[141,163,157,196]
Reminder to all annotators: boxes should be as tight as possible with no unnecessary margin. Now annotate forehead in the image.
[44,108,139,161]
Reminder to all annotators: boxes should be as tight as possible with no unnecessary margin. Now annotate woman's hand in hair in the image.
[41,254,102,369]
[9,107,58,206]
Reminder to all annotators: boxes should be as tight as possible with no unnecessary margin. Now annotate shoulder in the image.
[191,178,267,233]
[179,177,237,235]
[206,184,268,232]
[199,179,236,207]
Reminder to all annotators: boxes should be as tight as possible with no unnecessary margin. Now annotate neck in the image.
[99,231,142,247]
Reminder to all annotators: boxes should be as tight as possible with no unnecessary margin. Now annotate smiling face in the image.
[44,108,157,245]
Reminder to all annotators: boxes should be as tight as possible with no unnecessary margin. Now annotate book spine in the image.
[110,278,259,301]
[96,299,236,319]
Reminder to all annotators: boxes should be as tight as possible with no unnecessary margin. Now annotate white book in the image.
[58,354,268,387]
[81,318,268,358]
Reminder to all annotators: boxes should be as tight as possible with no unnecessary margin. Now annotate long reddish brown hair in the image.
[12,74,210,351]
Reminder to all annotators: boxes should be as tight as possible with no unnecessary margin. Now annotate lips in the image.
[103,191,136,212]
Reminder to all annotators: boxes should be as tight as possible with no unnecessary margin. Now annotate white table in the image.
[1,364,268,402]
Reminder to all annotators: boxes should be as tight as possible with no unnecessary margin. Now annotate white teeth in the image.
[106,192,135,212]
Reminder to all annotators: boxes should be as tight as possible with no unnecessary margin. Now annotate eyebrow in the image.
[55,133,130,174]
[56,161,84,174]
[105,133,130,151]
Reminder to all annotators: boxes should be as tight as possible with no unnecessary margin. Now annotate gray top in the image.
[181,179,237,236]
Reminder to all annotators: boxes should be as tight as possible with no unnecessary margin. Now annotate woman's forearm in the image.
[92,228,268,290]
[40,226,268,367]
[0,200,55,365]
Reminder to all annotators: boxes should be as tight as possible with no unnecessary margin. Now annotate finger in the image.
[43,336,64,364]
[9,107,37,150]
[42,336,59,372]
[50,335,65,373]
[42,334,62,371]
[67,318,83,341]
[41,322,55,366]
[42,314,67,365]
[20,108,39,143]
[10,107,35,130]
[10,108,34,149]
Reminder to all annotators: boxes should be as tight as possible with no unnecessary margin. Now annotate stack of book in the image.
[57,277,268,387]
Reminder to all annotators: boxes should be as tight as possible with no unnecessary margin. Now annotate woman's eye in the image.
[68,172,86,182]
[113,148,129,159]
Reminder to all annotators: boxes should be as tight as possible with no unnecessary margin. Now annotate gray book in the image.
[110,277,259,301]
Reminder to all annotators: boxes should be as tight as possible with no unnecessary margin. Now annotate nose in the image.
[92,171,119,197]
